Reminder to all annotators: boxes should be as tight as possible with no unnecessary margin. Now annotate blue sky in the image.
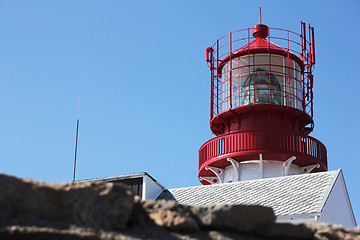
[0,1,359,223]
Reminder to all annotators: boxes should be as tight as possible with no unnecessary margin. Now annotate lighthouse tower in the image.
[158,19,356,227]
[199,22,327,184]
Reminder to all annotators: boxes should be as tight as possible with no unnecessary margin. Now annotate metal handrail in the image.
[199,130,327,167]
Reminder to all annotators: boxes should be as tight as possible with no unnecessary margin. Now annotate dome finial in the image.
[253,24,268,38]
[253,7,267,38]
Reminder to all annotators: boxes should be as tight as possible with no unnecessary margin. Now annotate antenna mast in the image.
[72,95,80,182]
[259,6,262,24]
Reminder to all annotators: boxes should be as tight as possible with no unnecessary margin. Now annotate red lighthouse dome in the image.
[199,22,327,185]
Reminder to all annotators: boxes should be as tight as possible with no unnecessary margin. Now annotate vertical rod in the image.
[268,27,271,104]
[308,25,314,118]
[259,7,262,24]
[247,28,251,105]
[301,23,305,111]
[287,30,291,107]
[300,21,304,59]
[229,32,232,109]
[210,47,214,119]
[302,22,307,51]
[302,66,305,111]
[308,24,312,66]
[259,154,263,179]
[216,40,219,114]
[72,95,80,182]
[311,27,316,64]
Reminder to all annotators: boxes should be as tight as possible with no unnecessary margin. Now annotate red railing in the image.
[199,130,327,169]
[206,23,315,120]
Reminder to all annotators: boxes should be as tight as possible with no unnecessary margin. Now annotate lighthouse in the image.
[158,20,356,227]
[82,19,357,227]
[199,22,327,184]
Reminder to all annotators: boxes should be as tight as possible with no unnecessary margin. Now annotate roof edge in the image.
[169,170,340,192]
[76,172,159,184]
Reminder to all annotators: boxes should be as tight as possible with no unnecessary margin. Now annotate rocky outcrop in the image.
[0,173,359,240]
[143,200,276,234]
[0,174,134,231]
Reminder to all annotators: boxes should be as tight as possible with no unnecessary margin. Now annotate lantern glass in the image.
[220,54,302,112]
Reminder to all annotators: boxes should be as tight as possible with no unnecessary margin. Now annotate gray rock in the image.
[1,174,359,240]
[0,225,99,240]
[0,174,134,230]
[149,209,199,232]
[190,204,276,234]
[143,200,276,234]
[304,222,360,240]
[143,199,199,232]
[255,222,314,239]
[142,199,192,215]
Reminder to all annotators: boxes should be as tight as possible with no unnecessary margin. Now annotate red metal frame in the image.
[199,130,327,174]
[207,23,315,120]
[200,22,324,184]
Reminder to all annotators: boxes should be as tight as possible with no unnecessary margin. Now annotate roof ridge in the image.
[169,170,339,191]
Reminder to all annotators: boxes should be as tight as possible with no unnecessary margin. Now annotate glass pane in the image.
[218,54,304,113]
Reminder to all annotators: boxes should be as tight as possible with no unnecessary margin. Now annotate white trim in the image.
[142,177,147,200]
[205,166,224,183]
[283,156,296,176]
[319,169,341,212]
[300,164,320,174]
[277,212,320,223]
[259,154,263,179]
[227,157,240,181]
[199,176,219,185]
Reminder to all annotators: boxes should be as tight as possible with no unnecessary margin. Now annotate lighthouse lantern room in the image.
[199,21,327,184]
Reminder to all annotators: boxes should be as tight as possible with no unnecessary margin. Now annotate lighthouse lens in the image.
[219,54,303,114]
[240,68,282,105]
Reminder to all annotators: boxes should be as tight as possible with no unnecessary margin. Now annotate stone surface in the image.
[304,222,360,240]
[0,225,99,240]
[191,204,276,234]
[255,222,314,239]
[143,199,199,232]
[0,174,134,230]
[143,199,192,216]
[0,173,359,240]
[149,210,199,232]
[143,200,275,234]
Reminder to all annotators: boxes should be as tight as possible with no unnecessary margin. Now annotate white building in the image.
[157,169,356,228]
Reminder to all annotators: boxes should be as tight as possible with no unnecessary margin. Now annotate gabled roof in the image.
[76,172,165,189]
[158,170,341,217]
[77,172,151,183]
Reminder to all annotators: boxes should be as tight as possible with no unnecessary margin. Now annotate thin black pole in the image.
[72,96,80,182]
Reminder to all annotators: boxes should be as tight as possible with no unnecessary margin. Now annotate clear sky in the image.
[0,1,359,224]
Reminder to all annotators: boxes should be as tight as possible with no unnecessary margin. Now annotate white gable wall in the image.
[142,175,164,200]
[320,171,356,228]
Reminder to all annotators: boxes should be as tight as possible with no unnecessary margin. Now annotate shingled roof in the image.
[158,170,354,224]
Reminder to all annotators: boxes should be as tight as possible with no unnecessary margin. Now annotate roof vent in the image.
[253,24,268,38]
